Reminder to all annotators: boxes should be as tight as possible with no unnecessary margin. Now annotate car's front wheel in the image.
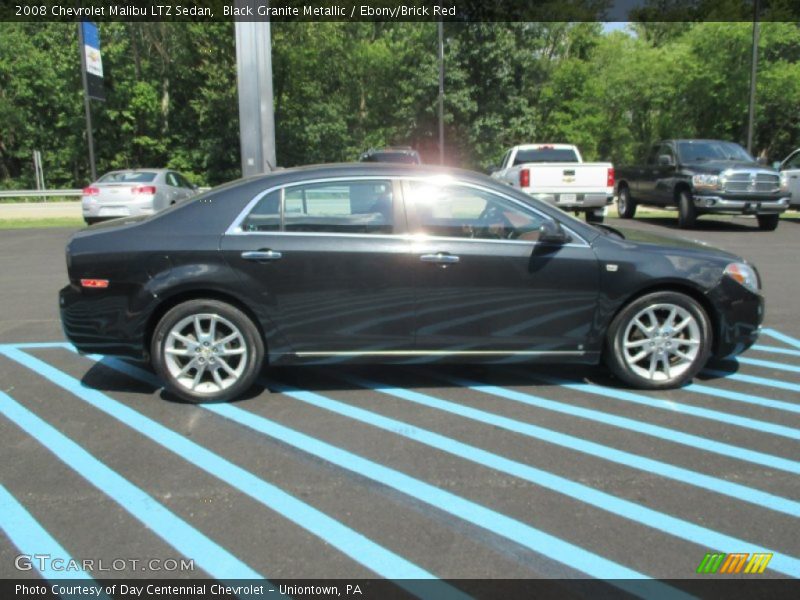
[605,291,711,389]
[756,214,779,231]
[151,299,265,403]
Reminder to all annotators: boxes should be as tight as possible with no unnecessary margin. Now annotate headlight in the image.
[780,172,789,193]
[692,174,721,190]
[724,262,759,294]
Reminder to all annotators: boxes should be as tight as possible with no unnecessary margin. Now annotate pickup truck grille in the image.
[723,171,780,193]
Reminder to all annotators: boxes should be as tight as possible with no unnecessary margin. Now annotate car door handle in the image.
[420,253,460,264]
[241,250,282,261]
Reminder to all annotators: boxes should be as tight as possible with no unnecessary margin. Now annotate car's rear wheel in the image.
[756,214,779,231]
[617,185,636,219]
[151,299,264,403]
[677,190,697,229]
[605,291,711,389]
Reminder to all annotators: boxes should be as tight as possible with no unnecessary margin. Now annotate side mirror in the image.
[772,161,782,171]
[658,154,674,167]
[538,220,569,244]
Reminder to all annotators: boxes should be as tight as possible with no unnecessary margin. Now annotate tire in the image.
[604,291,711,390]
[617,185,637,219]
[84,218,99,225]
[677,190,697,229]
[151,299,265,403]
[586,210,604,224]
[756,214,779,231]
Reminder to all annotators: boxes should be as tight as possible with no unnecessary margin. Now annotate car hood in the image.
[606,226,740,260]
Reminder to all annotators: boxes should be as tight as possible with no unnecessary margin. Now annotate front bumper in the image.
[693,194,790,214]
[706,275,763,358]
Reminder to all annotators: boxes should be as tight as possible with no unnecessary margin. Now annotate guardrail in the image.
[0,189,82,199]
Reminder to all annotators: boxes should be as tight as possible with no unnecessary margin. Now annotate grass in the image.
[0,217,84,229]
[0,197,80,203]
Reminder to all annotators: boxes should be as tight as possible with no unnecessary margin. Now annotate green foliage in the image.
[1,21,799,189]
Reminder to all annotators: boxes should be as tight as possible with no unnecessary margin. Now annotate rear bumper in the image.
[81,197,156,220]
[528,192,613,210]
[59,283,148,359]
[693,194,790,214]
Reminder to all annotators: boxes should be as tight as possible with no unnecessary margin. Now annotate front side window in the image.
[407,182,545,241]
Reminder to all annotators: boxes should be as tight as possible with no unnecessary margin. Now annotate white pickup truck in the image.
[491,144,614,223]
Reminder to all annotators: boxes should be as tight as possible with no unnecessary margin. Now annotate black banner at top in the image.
[3,0,800,22]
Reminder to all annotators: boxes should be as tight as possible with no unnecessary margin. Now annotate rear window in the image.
[513,148,579,165]
[98,171,157,183]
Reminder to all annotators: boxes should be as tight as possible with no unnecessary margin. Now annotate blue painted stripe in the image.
[533,375,800,441]
[92,355,800,520]
[240,386,665,589]
[704,369,800,394]
[683,382,800,415]
[762,328,800,350]
[74,355,676,592]
[0,483,100,584]
[0,347,440,582]
[338,373,800,518]
[752,344,800,359]
[437,372,800,476]
[0,391,262,580]
[0,342,71,350]
[738,356,800,375]
[270,375,800,578]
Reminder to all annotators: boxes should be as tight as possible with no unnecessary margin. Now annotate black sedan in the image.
[60,163,763,403]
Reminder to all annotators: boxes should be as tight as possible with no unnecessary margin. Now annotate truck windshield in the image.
[513,148,579,165]
[676,141,753,163]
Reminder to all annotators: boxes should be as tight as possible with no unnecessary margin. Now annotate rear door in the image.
[221,178,416,356]
[781,150,800,205]
[404,179,600,354]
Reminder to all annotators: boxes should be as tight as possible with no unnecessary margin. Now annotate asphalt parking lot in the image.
[1,214,798,597]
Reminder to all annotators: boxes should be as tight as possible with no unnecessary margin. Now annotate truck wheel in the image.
[756,214,779,231]
[151,299,265,403]
[604,291,711,390]
[617,186,636,219]
[677,190,697,229]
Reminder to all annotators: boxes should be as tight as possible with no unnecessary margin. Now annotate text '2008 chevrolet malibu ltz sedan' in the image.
[60,163,763,403]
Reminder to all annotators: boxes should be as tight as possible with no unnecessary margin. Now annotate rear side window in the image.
[240,180,395,235]
[97,171,157,183]
[513,148,578,165]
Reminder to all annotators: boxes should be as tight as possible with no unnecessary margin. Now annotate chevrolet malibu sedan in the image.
[81,168,198,224]
[60,163,763,403]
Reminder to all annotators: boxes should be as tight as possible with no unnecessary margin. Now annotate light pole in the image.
[438,21,445,165]
[747,0,760,155]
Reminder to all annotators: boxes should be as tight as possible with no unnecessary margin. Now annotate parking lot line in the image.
[738,356,800,374]
[532,374,800,440]
[435,373,800,476]
[0,483,104,586]
[682,383,800,414]
[333,372,800,518]
[0,347,444,583]
[0,391,262,580]
[253,377,800,578]
[752,344,800,359]
[72,353,675,590]
[762,328,800,350]
[704,369,800,394]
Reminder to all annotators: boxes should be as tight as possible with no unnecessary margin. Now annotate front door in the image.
[403,180,600,355]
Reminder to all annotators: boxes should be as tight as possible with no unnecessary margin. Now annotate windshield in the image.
[513,148,579,165]
[98,171,157,183]
[676,141,753,163]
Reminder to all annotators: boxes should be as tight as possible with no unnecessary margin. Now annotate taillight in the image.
[607,167,615,188]
[519,169,530,188]
[132,185,156,195]
[80,279,109,289]
[82,186,99,196]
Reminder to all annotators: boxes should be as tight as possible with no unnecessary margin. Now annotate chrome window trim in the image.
[225,174,591,248]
